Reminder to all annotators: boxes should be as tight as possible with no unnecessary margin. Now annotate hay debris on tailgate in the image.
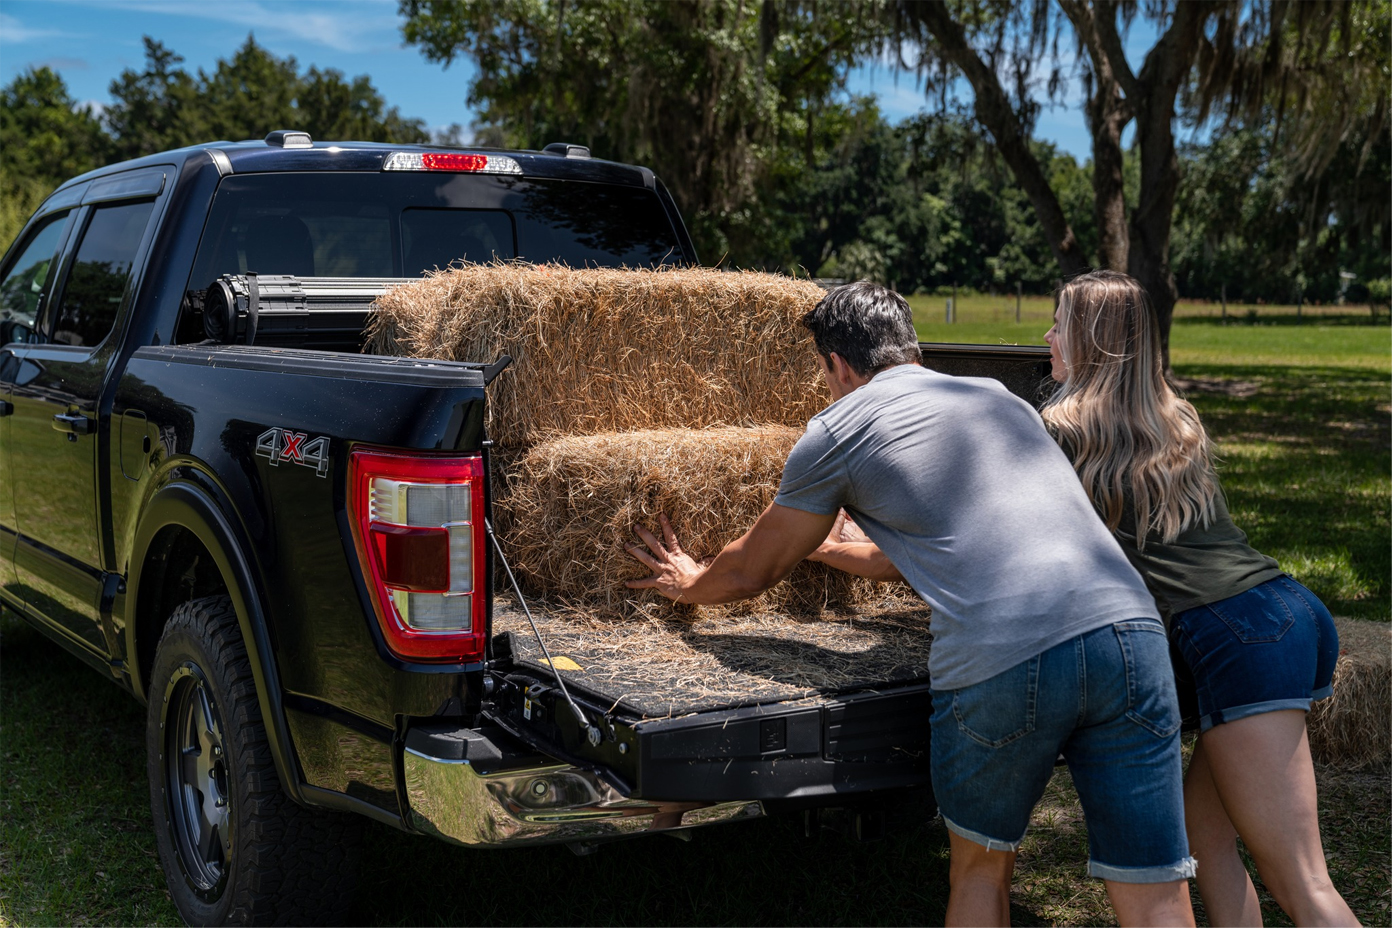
[492,596,934,718]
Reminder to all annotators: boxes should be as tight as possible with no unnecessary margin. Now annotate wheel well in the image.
[136,525,229,695]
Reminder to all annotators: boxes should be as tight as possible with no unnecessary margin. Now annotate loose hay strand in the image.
[367,263,831,446]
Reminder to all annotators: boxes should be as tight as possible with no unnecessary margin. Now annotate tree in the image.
[298,68,430,143]
[103,39,205,161]
[104,35,429,161]
[888,0,1384,362]
[0,67,109,246]
[398,0,881,260]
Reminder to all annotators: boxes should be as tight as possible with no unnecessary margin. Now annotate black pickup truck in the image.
[0,132,1052,925]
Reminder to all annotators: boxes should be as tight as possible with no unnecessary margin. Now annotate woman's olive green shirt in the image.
[1058,439,1282,622]
[1111,486,1282,622]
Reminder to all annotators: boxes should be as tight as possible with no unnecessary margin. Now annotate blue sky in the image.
[0,0,1171,161]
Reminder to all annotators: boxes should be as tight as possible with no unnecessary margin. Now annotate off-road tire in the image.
[147,595,361,926]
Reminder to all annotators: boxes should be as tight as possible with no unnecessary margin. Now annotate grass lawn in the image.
[1,313,1387,926]
[911,304,1391,622]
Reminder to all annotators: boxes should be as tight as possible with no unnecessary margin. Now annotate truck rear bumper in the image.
[402,731,763,848]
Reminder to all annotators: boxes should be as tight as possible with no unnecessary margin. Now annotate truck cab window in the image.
[0,211,70,345]
[402,208,514,274]
[50,200,156,348]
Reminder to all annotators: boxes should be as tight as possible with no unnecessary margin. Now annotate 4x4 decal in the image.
[256,427,330,477]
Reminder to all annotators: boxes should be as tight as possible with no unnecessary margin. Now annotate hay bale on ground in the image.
[1308,616,1391,771]
[498,426,917,619]
[367,263,830,446]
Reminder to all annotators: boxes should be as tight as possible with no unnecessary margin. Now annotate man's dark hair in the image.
[801,281,921,376]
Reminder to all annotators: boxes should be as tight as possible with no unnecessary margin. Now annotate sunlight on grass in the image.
[909,316,1390,622]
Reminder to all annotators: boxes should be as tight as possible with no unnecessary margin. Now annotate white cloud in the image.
[38,56,91,71]
[80,0,400,53]
[0,12,82,42]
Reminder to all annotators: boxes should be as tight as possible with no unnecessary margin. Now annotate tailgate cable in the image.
[485,519,603,747]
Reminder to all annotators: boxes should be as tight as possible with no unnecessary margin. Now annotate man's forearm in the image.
[807,541,904,582]
[674,542,780,605]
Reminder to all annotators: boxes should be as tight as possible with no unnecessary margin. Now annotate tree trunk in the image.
[1059,0,1131,271]
[1089,78,1131,271]
[1128,1,1210,370]
[912,1,1090,278]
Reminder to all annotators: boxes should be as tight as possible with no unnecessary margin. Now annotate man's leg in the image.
[1183,736,1262,926]
[946,832,1015,927]
[1065,619,1196,927]
[1199,710,1358,926]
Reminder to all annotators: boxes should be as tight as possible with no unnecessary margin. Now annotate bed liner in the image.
[491,593,933,719]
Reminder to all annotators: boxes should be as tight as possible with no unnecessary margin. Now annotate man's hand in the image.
[625,514,708,602]
[623,503,835,606]
[827,509,870,546]
[807,509,904,582]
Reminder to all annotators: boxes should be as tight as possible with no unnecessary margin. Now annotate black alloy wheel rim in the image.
[162,661,232,898]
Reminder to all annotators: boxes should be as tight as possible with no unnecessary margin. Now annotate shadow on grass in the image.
[5,603,1386,926]
[1174,363,1390,620]
[0,608,961,926]
[355,795,960,927]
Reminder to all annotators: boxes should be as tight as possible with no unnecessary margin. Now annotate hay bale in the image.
[367,263,830,446]
[1308,616,1391,771]
[497,426,916,618]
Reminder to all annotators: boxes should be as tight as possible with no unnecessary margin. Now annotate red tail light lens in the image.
[382,151,523,175]
[348,448,487,663]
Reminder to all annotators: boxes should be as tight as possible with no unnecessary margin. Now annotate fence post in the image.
[1221,283,1227,320]
[952,282,957,323]
[1016,281,1022,323]
[1297,289,1303,320]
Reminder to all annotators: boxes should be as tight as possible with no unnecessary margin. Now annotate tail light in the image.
[348,447,487,663]
[382,151,522,175]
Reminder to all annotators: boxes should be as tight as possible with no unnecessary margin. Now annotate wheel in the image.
[147,595,361,926]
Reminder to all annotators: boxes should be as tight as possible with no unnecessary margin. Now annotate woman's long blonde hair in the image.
[1041,270,1218,546]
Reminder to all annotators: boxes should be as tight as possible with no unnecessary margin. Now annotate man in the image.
[626,282,1195,927]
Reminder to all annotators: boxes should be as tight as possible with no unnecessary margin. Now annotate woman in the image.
[1041,269,1357,927]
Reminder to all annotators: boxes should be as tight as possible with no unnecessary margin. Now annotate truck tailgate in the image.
[485,596,934,802]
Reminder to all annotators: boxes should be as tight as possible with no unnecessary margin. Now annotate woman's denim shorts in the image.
[930,618,1195,884]
[1170,575,1339,732]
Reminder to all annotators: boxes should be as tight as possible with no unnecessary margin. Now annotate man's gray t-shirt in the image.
[775,364,1159,690]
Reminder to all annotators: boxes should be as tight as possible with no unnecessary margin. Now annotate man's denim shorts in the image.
[1170,575,1339,733]
[930,618,1196,884]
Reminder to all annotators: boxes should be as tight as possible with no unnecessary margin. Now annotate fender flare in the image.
[127,477,308,806]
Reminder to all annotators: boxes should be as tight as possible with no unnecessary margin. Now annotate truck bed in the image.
[491,594,932,718]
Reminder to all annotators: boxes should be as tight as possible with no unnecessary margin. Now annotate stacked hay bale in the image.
[1308,616,1391,771]
[502,426,897,616]
[368,263,830,444]
[368,263,916,619]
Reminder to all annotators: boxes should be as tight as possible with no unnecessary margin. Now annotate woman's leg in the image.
[1184,736,1262,926]
[1198,709,1358,926]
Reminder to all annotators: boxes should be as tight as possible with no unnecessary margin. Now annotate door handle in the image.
[0,399,12,417]
[52,412,94,435]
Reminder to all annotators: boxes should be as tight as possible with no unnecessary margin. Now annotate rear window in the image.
[187,172,684,288]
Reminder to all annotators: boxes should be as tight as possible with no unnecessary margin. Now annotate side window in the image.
[0,211,71,345]
[50,200,157,348]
